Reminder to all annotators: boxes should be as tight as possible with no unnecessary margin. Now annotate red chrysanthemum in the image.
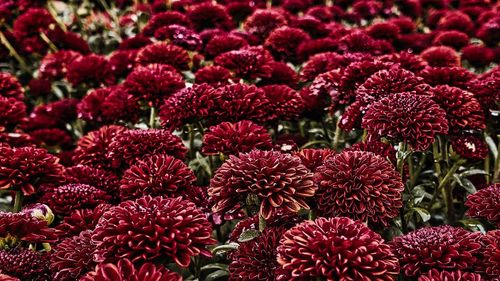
[188,3,234,31]
[92,196,215,267]
[244,9,287,39]
[292,149,335,172]
[0,72,23,100]
[64,165,119,197]
[367,22,401,41]
[0,146,64,195]
[476,16,500,46]
[362,93,449,151]
[276,217,400,281]
[481,230,500,280]
[0,248,49,280]
[462,45,495,67]
[467,67,500,111]
[300,52,370,82]
[135,42,190,70]
[124,63,184,104]
[205,34,248,58]
[451,135,488,160]
[346,140,397,165]
[195,66,231,86]
[418,269,483,281]
[431,85,485,132]
[29,128,73,149]
[432,31,470,50]
[0,211,58,245]
[229,227,286,281]
[66,54,114,86]
[142,11,190,36]
[107,129,187,168]
[12,8,59,54]
[264,26,311,62]
[419,66,475,89]
[261,85,304,121]
[296,38,338,62]
[41,184,111,216]
[421,46,461,67]
[22,98,78,131]
[209,150,316,219]
[50,230,95,281]
[119,154,196,200]
[118,35,151,50]
[437,11,474,34]
[56,204,111,239]
[257,61,299,88]
[108,50,137,78]
[465,183,500,227]
[390,225,482,277]
[38,50,81,80]
[315,151,404,226]
[81,258,182,281]
[154,24,202,51]
[72,125,125,170]
[0,97,26,130]
[202,120,273,156]
[214,46,273,80]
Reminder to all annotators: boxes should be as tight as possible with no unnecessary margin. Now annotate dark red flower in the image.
[124,63,184,104]
[367,22,401,41]
[388,16,416,33]
[451,135,488,161]
[92,196,215,266]
[118,35,152,50]
[0,146,64,195]
[276,217,399,281]
[421,46,461,67]
[390,225,482,277]
[195,66,231,86]
[50,230,95,281]
[56,204,111,239]
[142,11,191,37]
[345,140,397,165]
[476,16,500,46]
[430,85,485,132]
[418,269,483,281]
[214,46,274,80]
[0,248,49,280]
[81,258,182,281]
[0,211,58,244]
[300,52,371,82]
[202,120,273,156]
[0,97,26,130]
[419,66,475,89]
[28,78,51,97]
[437,11,474,34]
[12,8,59,54]
[72,125,127,170]
[352,0,383,19]
[465,183,500,227]
[120,154,196,200]
[467,67,500,111]
[107,129,187,168]
[229,227,286,281]
[136,42,190,70]
[362,93,449,151]
[154,24,202,51]
[188,3,234,31]
[261,85,303,121]
[292,149,335,171]
[432,31,470,50]
[108,50,137,77]
[41,184,111,215]
[264,26,310,61]
[100,87,141,123]
[64,165,119,197]
[0,72,23,100]
[205,34,248,58]
[209,150,316,219]
[295,37,337,62]
[462,45,495,67]
[481,230,500,280]
[39,50,82,80]
[395,33,433,53]
[29,128,73,149]
[66,54,114,87]
[315,151,404,226]
[244,9,287,39]
[257,61,299,88]
[23,98,79,131]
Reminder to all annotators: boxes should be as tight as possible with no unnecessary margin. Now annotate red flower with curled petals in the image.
[81,259,182,281]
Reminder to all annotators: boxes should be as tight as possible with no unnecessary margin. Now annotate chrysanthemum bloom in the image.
[260,85,304,121]
[29,128,73,149]
[205,34,248,58]
[467,67,500,111]
[419,66,475,89]
[81,258,182,281]
[108,50,137,77]
[195,66,231,86]
[209,150,316,219]
[92,196,215,266]
[188,3,234,31]
[315,151,404,226]
[0,211,58,246]
[295,35,335,61]
[431,85,485,132]
[0,97,26,130]
[38,50,81,80]
[22,98,78,131]
[136,42,190,70]
[277,217,400,281]
[72,125,126,170]
[56,204,111,239]
[118,35,151,50]
[12,8,59,54]
[120,154,196,200]
[214,46,273,80]
[292,149,335,172]
[0,72,23,100]
[142,11,190,36]
[229,227,286,281]
[50,230,95,281]
[476,16,500,46]
[202,120,273,156]
[395,33,433,53]
[421,46,461,67]
[432,31,470,50]
[41,184,111,215]
[107,129,187,168]
[124,63,184,104]
[0,146,64,195]
[300,52,369,82]
[154,24,202,51]
[451,135,488,161]
[465,183,500,227]
[244,9,287,39]
[390,225,482,277]
[257,61,299,88]
[481,230,500,279]
[437,11,474,34]
[66,54,114,86]
[346,140,397,165]
[264,26,311,62]
[462,45,495,67]
[367,22,401,41]
[418,269,483,281]
[0,248,49,280]
[64,165,119,197]
[362,93,449,151]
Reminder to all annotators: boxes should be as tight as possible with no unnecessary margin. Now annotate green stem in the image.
[188,124,195,158]
[258,214,266,232]
[428,159,465,210]
[320,119,332,145]
[13,191,23,213]
[149,107,156,128]
[40,32,59,52]
[47,1,67,32]
[0,30,30,74]
[332,119,342,151]
[432,141,442,177]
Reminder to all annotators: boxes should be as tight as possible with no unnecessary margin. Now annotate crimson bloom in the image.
[0,248,49,280]
[421,46,461,67]
[0,97,26,130]
[481,230,500,280]
[244,9,287,39]
[66,54,114,87]
[214,46,274,80]
[56,204,111,239]
[0,72,23,100]
[418,269,483,281]
[0,211,58,245]
[465,183,500,227]
[451,135,488,161]
[50,230,95,281]
[136,42,190,70]
[41,184,111,216]
[264,26,311,62]
[293,149,335,172]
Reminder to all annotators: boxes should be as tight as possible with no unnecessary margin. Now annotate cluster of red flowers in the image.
[0,0,499,280]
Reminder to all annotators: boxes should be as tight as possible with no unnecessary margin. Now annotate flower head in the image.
[41,184,111,215]
[209,150,316,219]
[277,217,399,281]
[481,230,500,280]
[0,211,58,246]
[451,135,488,161]
[92,196,215,267]
[264,26,311,62]
[56,204,111,239]
[195,66,231,86]
[205,34,248,58]
[136,42,190,70]
[0,72,23,100]
[462,45,495,67]
[244,9,287,39]
[292,149,335,172]
[465,183,500,227]
[188,3,234,31]
[418,269,483,281]
[0,97,26,130]
[0,248,49,280]
[66,54,114,86]
[50,230,95,281]
[214,47,273,80]
[419,66,475,89]
[421,46,461,67]
[260,85,304,121]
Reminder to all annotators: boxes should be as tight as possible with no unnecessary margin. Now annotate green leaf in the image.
[238,229,260,243]
[201,263,228,272]
[460,169,488,178]
[485,135,498,159]
[413,207,431,222]
[454,175,477,194]
[211,243,239,255]
[205,269,229,281]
